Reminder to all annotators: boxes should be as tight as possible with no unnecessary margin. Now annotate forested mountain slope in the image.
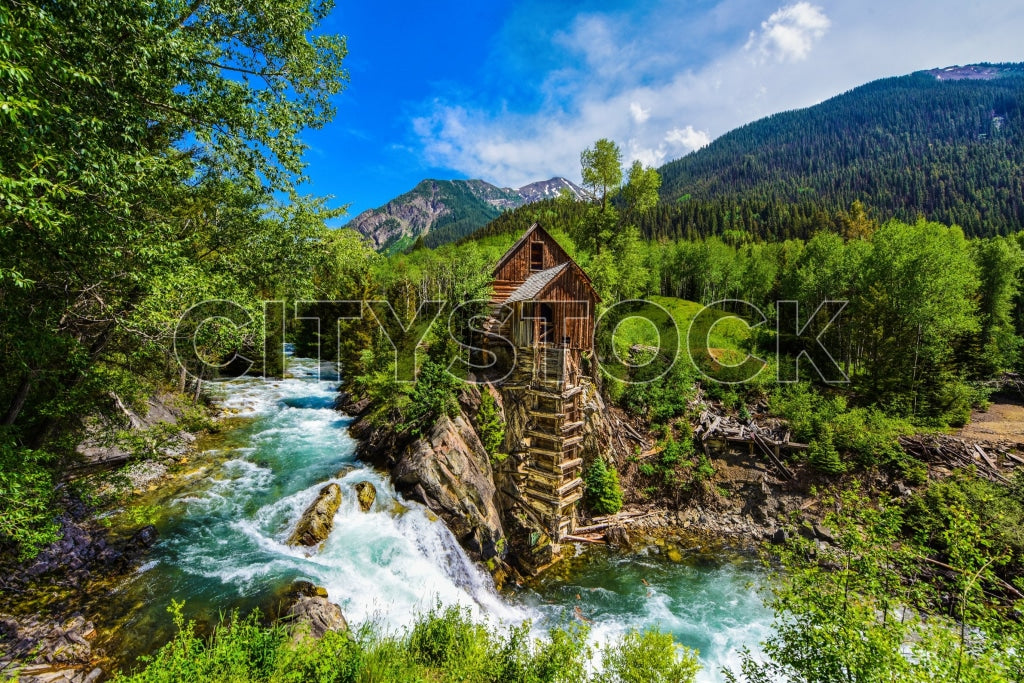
[658,64,1024,237]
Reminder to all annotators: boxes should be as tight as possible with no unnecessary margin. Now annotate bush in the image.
[621,363,696,424]
[902,473,1024,575]
[117,603,699,682]
[584,457,624,515]
[408,604,491,677]
[770,385,917,474]
[403,359,460,436]
[808,427,845,475]
[0,441,60,560]
[600,629,701,683]
[477,391,506,463]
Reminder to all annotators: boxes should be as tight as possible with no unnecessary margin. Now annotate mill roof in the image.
[504,264,570,304]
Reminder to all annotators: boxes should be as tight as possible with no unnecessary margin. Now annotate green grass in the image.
[610,295,751,367]
[115,602,700,683]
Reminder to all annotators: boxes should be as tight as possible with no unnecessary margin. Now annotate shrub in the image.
[117,603,697,682]
[584,457,624,515]
[403,359,460,436]
[0,441,60,560]
[600,629,700,683]
[902,473,1024,574]
[408,604,491,677]
[621,363,696,423]
[808,427,846,475]
[694,454,715,482]
[477,391,505,463]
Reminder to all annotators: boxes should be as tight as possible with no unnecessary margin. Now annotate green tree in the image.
[622,161,662,214]
[854,220,980,420]
[584,457,623,515]
[476,391,506,463]
[0,0,348,558]
[970,237,1023,375]
[580,138,623,211]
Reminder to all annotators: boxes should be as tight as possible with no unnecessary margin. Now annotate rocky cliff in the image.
[345,390,506,567]
[342,370,631,580]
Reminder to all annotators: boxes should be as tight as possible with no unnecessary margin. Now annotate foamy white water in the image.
[110,353,770,681]
[151,355,523,631]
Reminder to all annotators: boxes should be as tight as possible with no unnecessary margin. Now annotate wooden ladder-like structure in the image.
[520,346,585,541]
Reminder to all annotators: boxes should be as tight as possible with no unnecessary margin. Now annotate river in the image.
[101,356,771,681]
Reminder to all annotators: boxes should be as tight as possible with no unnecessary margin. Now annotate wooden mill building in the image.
[488,224,600,543]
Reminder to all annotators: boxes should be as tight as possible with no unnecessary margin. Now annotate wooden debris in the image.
[562,534,605,544]
[695,404,802,480]
[898,435,1013,485]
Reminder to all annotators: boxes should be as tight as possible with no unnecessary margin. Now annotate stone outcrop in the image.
[354,481,376,512]
[392,415,505,561]
[343,364,637,578]
[275,581,348,640]
[287,484,342,547]
[286,596,348,639]
[0,614,100,683]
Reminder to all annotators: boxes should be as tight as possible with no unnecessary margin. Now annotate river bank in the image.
[0,357,781,682]
[0,394,207,682]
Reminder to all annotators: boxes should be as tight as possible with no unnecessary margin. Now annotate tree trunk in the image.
[2,372,35,427]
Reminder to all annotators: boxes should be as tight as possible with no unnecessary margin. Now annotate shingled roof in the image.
[504,263,569,304]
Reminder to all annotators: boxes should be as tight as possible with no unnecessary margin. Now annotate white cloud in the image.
[409,0,1024,188]
[665,126,712,151]
[746,2,831,63]
[630,102,651,123]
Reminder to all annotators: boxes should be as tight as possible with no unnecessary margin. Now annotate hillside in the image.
[347,177,583,252]
[658,63,1024,237]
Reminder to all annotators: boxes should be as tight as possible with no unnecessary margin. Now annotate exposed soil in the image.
[958,394,1024,446]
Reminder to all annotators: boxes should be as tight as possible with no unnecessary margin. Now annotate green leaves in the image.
[0,440,60,560]
[584,457,624,515]
[729,483,1024,683]
[477,391,506,463]
[0,0,349,557]
[580,138,623,210]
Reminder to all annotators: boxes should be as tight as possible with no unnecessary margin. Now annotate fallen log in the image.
[562,534,606,545]
[1005,452,1024,466]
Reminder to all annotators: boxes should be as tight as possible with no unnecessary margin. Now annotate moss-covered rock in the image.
[287,484,342,547]
[354,481,376,512]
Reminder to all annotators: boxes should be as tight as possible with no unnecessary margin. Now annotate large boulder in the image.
[286,596,348,639]
[392,415,505,560]
[277,581,348,640]
[287,484,342,547]
[354,481,376,512]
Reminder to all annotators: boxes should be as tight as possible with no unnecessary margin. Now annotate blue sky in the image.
[302,1,1024,221]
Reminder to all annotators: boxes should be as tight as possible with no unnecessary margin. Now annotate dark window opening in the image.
[539,303,554,344]
[530,242,543,271]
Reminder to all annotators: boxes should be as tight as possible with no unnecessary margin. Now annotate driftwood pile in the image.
[981,372,1024,398]
[898,434,1020,485]
[562,510,657,545]
[693,407,803,481]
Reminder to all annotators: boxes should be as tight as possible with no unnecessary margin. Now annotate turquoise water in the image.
[104,356,770,681]
[516,545,771,680]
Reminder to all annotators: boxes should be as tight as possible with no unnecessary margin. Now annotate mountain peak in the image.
[925,63,1024,81]
[347,177,584,252]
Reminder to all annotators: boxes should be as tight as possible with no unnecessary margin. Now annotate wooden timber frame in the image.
[488,224,601,543]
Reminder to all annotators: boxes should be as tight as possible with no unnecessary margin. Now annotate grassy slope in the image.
[613,295,751,367]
